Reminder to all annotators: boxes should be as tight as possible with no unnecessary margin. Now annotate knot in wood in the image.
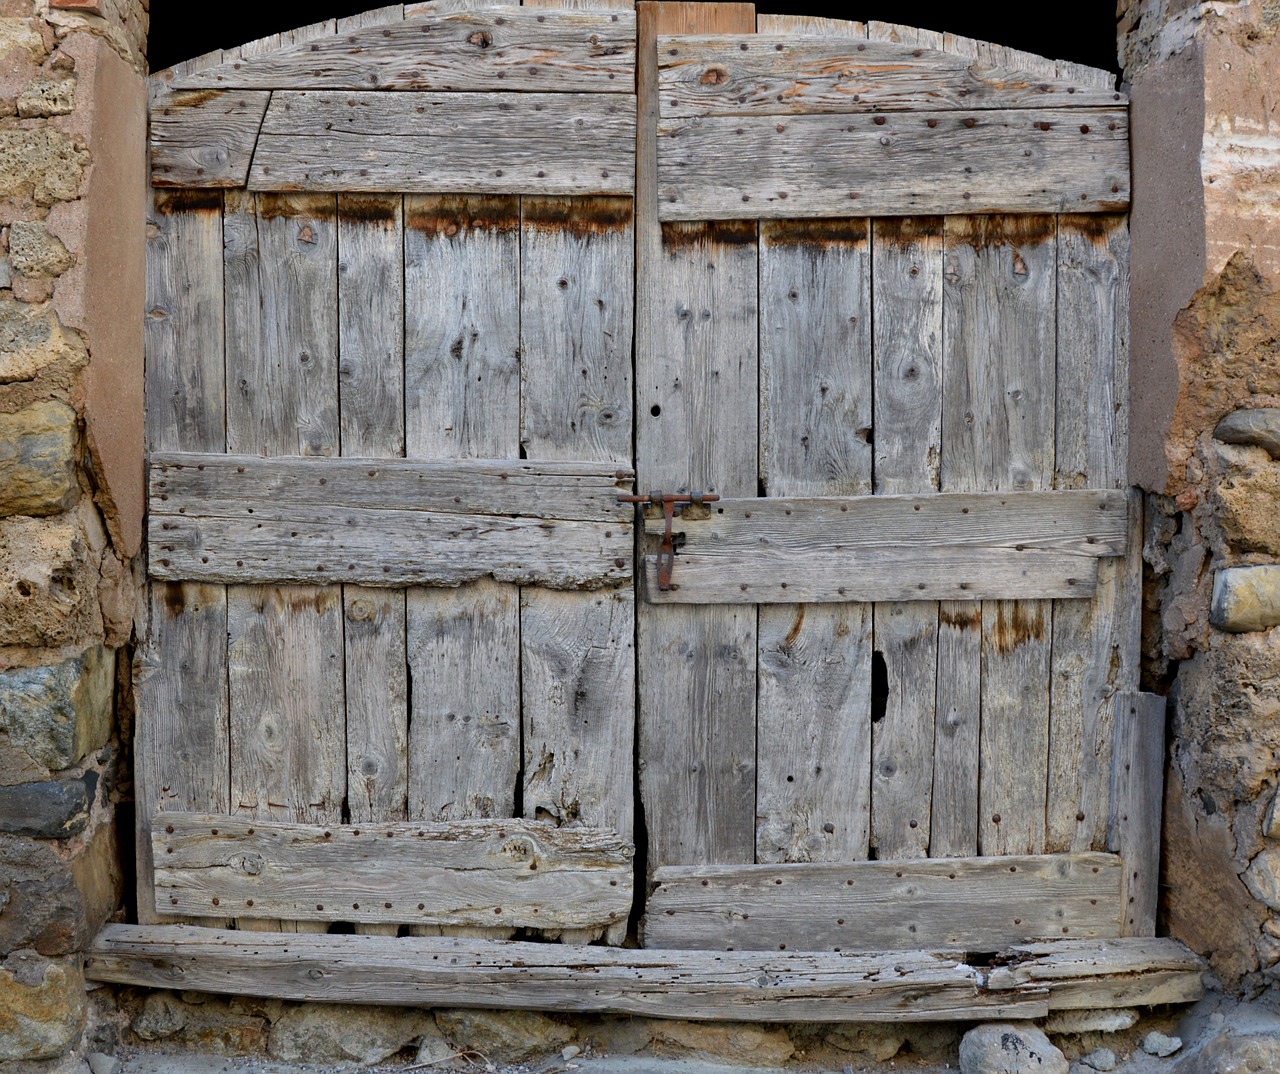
[236,853,265,876]
[467,30,493,49]
[699,66,730,86]
[501,837,536,861]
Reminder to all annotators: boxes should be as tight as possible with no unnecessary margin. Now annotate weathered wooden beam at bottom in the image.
[86,927,1203,1022]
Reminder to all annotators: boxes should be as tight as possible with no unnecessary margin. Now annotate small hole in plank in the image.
[871,652,889,724]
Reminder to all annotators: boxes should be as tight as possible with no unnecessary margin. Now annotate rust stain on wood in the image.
[522,196,634,237]
[874,215,943,245]
[406,195,520,238]
[948,214,1056,251]
[940,606,982,629]
[762,217,868,248]
[989,601,1048,654]
[783,605,806,649]
[338,195,400,224]
[255,192,335,221]
[660,219,757,249]
[1059,212,1125,246]
[153,190,223,216]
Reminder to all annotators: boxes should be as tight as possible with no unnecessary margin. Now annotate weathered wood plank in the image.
[942,216,1057,859]
[1047,216,1132,854]
[870,216,942,862]
[658,36,1125,119]
[169,7,635,93]
[150,507,631,589]
[757,216,871,865]
[149,454,632,523]
[248,92,636,196]
[755,14,864,36]
[643,854,1124,953]
[150,89,270,188]
[336,5,405,34]
[86,925,1052,1021]
[987,938,1204,1009]
[639,490,1126,605]
[657,110,1128,220]
[932,605,982,856]
[1110,692,1165,937]
[152,814,633,930]
[636,216,759,869]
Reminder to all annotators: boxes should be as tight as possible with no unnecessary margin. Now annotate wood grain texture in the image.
[150,88,269,188]
[1110,692,1165,937]
[1047,216,1133,855]
[657,36,1124,119]
[640,490,1127,605]
[88,924,1067,1021]
[152,814,633,930]
[870,217,942,862]
[755,14,864,36]
[248,91,636,196]
[644,853,1123,952]
[942,216,1057,859]
[657,110,1129,220]
[168,7,635,93]
[932,604,981,856]
[757,216,872,866]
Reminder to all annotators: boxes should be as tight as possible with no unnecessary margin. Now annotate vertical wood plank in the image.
[1111,692,1164,937]
[404,194,521,940]
[1048,216,1132,854]
[942,215,1057,858]
[757,218,871,864]
[224,192,343,932]
[637,2,757,875]
[519,194,636,943]
[139,190,228,925]
[338,194,407,937]
[871,217,944,861]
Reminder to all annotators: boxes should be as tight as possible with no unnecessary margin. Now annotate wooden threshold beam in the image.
[85,927,1204,1022]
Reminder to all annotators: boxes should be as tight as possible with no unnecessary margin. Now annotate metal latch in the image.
[618,490,720,591]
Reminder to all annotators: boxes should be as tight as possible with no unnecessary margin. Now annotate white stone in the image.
[1079,1047,1116,1071]
[1141,1031,1183,1057]
[1244,849,1280,912]
[959,1024,1069,1074]
[86,1053,121,1074]
[1212,567,1280,633]
[1042,1009,1139,1034]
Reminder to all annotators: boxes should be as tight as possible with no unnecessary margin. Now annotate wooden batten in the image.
[1110,692,1167,937]
[149,88,270,188]
[86,927,1204,1021]
[153,814,633,930]
[642,853,1124,952]
[657,109,1129,220]
[640,490,1127,604]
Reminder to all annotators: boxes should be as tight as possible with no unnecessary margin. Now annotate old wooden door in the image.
[136,0,1156,960]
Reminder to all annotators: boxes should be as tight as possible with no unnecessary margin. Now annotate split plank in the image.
[86,925,1052,1021]
[657,36,1124,119]
[152,814,633,930]
[643,854,1123,953]
[757,216,872,865]
[641,490,1127,605]
[870,217,943,861]
[150,89,270,188]
[657,109,1129,220]
[168,7,635,93]
[1110,692,1166,937]
[249,91,636,196]
[149,453,632,523]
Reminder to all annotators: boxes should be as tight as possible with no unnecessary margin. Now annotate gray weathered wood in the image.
[168,7,635,93]
[248,92,636,196]
[1047,216,1132,854]
[88,924,1068,1021]
[152,814,633,930]
[757,216,872,866]
[870,216,942,861]
[643,853,1123,952]
[640,490,1126,605]
[1110,692,1165,937]
[657,110,1128,220]
[658,36,1125,119]
[941,216,1057,858]
[637,218,759,868]
[755,14,864,36]
[150,89,270,188]
[932,605,982,856]
[986,938,1203,1009]
[149,453,631,523]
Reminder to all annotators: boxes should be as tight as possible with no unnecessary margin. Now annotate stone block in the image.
[1244,848,1280,912]
[1212,567,1280,633]
[0,511,103,647]
[0,129,88,205]
[0,399,78,517]
[1174,1032,1280,1073]
[16,77,75,118]
[129,991,268,1054]
[435,1009,575,1064]
[0,951,85,1062]
[8,221,74,277]
[0,822,120,956]
[0,770,95,838]
[0,18,49,63]
[1215,408,1280,460]
[268,1004,436,1064]
[644,1019,794,1066]
[0,295,87,385]
[1211,455,1280,556]
[0,646,113,772]
[959,1023,1067,1074]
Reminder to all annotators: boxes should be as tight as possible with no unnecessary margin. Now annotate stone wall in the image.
[1121,0,1280,992]
[0,0,145,1063]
